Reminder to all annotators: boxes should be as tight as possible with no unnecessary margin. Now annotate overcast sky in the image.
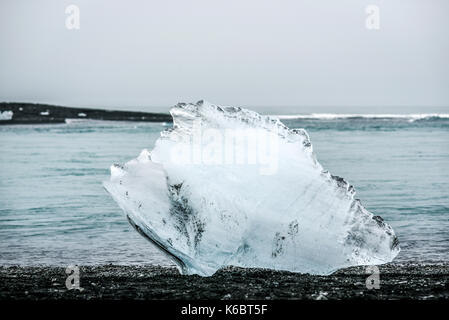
[0,0,448,110]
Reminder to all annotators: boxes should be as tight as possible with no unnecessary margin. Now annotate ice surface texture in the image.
[104,101,399,276]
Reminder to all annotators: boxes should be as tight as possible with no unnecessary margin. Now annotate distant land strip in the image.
[0,102,172,125]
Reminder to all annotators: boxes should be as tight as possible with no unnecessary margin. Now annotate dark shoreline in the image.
[1,263,448,300]
[0,102,172,124]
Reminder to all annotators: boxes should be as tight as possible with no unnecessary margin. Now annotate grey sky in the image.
[0,0,448,110]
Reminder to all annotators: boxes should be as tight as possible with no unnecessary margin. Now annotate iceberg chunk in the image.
[104,100,399,276]
[0,110,13,121]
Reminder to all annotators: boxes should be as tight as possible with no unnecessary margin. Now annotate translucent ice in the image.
[104,101,400,276]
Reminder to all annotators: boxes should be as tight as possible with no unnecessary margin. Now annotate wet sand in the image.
[0,263,448,300]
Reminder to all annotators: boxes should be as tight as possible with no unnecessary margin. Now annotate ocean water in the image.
[0,112,448,266]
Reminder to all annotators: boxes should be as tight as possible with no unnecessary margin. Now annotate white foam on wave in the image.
[274,113,449,121]
[65,118,96,124]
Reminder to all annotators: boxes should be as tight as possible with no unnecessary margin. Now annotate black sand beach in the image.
[1,263,447,300]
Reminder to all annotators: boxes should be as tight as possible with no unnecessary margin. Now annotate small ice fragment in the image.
[0,110,13,120]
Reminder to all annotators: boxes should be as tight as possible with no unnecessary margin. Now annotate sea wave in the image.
[273,113,449,121]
